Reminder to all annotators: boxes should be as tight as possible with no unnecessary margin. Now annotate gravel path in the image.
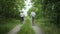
[7,24,23,34]
[32,25,44,34]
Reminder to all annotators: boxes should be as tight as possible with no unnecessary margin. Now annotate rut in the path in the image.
[7,24,23,34]
[32,26,44,34]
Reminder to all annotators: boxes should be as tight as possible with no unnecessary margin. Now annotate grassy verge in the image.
[0,19,20,34]
[17,19,35,34]
[35,19,60,34]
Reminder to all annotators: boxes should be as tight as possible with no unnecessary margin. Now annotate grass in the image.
[35,19,60,34]
[17,18,35,34]
[0,18,20,34]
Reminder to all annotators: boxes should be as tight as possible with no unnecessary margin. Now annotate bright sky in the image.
[21,0,32,16]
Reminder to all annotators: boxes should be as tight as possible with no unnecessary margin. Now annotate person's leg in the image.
[33,17,34,24]
[21,17,23,24]
[32,17,33,23]
[20,17,22,23]
[22,17,24,24]
[32,17,35,25]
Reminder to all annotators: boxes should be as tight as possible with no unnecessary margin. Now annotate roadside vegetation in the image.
[17,19,35,34]
[0,18,20,34]
[35,19,60,34]
[28,0,60,34]
[0,0,25,34]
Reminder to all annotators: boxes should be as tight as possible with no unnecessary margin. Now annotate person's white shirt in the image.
[31,11,36,17]
[20,12,24,17]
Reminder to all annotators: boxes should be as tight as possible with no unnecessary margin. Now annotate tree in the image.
[0,0,25,19]
[31,0,60,27]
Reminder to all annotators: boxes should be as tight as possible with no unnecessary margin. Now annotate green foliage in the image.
[0,19,20,34]
[31,0,60,27]
[17,19,35,34]
[0,0,25,18]
[35,19,60,34]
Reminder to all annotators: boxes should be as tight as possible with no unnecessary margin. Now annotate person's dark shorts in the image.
[21,17,24,22]
[32,17,34,22]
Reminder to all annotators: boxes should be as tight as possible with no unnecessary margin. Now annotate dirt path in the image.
[32,25,44,34]
[7,24,23,34]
